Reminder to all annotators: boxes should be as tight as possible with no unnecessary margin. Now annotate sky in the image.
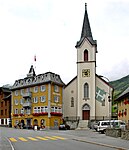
[0,0,129,86]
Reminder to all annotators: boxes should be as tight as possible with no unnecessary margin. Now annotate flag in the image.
[34,55,36,62]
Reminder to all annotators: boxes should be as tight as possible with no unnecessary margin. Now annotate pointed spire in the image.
[81,3,93,40]
[75,3,97,48]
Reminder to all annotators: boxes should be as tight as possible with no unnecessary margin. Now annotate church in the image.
[63,4,113,129]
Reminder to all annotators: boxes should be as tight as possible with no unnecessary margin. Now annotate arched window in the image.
[71,97,74,107]
[84,50,88,61]
[84,83,89,99]
[34,119,38,126]
[40,119,45,128]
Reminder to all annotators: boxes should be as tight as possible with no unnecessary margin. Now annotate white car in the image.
[97,120,126,133]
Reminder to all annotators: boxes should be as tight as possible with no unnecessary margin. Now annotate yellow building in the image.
[115,87,129,126]
[11,65,64,129]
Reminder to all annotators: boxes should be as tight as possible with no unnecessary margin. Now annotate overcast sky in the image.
[0,0,129,86]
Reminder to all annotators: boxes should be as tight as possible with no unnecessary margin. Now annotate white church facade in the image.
[63,4,113,128]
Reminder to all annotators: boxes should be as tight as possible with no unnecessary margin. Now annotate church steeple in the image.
[75,3,97,48]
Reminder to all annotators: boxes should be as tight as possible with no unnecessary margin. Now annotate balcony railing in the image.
[23,102,32,108]
[22,92,32,98]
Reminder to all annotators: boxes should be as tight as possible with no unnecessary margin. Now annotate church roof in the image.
[75,3,97,48]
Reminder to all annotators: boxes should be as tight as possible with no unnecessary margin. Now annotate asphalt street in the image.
[0,127,129,150]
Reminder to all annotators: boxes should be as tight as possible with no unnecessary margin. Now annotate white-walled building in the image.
[63,4,113,128]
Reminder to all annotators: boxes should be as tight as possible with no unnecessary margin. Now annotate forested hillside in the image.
[110,75,129,100]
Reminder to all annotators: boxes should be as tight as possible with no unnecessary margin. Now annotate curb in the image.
[72,138,129,150]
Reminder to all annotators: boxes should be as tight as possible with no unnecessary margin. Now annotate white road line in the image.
[6,137,15,150]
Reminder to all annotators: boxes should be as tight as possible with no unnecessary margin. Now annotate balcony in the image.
[22,92,32,98]
[23,102,32,108]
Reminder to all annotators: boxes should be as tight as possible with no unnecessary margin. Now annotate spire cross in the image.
[85,3,87,10]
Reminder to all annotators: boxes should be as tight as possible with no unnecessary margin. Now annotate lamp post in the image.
[99,76,112,125]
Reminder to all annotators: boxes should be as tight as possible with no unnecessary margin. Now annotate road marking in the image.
[8,136,67,142]
[52,136,66,140]
[27,137,38,141]
[19,137,28,141]
[6,137,15,150]
[36,136,48,140]
[44,136,57,140]
[9,138,17,142]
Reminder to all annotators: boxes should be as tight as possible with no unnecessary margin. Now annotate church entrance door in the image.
[82,104,90,120]
[83,110,90,120]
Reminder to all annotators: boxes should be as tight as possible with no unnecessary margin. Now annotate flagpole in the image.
[34,54,36,71]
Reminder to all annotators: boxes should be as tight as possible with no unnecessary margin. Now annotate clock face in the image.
[82,69,90,77]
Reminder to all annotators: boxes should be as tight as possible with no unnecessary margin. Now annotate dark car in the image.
[59,124,70,130]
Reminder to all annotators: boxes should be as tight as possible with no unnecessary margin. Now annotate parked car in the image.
[59,124,70,130]
[97,120,126,134]
[93,122,98,131]
[97,120,110,133]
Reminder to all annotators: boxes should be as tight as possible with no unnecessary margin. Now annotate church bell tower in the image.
[75,3,97,120]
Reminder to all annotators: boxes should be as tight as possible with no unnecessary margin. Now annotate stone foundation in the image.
[106,128,121,138]
[106,128,129,140]
[121,130,129,140]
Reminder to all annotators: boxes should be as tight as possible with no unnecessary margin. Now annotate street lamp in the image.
[99,75,112,124]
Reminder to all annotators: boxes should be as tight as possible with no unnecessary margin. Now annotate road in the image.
[0,127,129,150]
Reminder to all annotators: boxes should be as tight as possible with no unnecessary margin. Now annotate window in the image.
[20,108,24,114]
[38,107,40,113]
[5,109,7,115]
[51,107,54,112]
[26,88,30,93]
[20,99,24,105]
[15,90,18,96]
[54,96,59,103]
[5,101,7,106]
[33,97,38,103]
[1,102,3,107]
[20,89,24,95]
[84,83,89,99]
[40,96,46,102]
[34,86,38,93]
[1,110,3,115]
[71,97,74,107]
[84,49,88,61]
[40,85,46,92]
[34,119,38,125]
[54,120,58,127]
[45,106,48,112]
[34,107,38,113]
[54,85,59,92]
[26,108,30,114]
[122,110,124,116]
[14,109,18,114]
[58,108,62,113]
[51,107,62,113]
[55,107,58,112]
[41,107,45,112]
[14,99,18,105]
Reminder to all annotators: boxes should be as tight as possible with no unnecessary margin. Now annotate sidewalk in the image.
[71,129,129,150]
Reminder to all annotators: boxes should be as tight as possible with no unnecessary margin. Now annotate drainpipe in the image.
[48,83,51,128]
